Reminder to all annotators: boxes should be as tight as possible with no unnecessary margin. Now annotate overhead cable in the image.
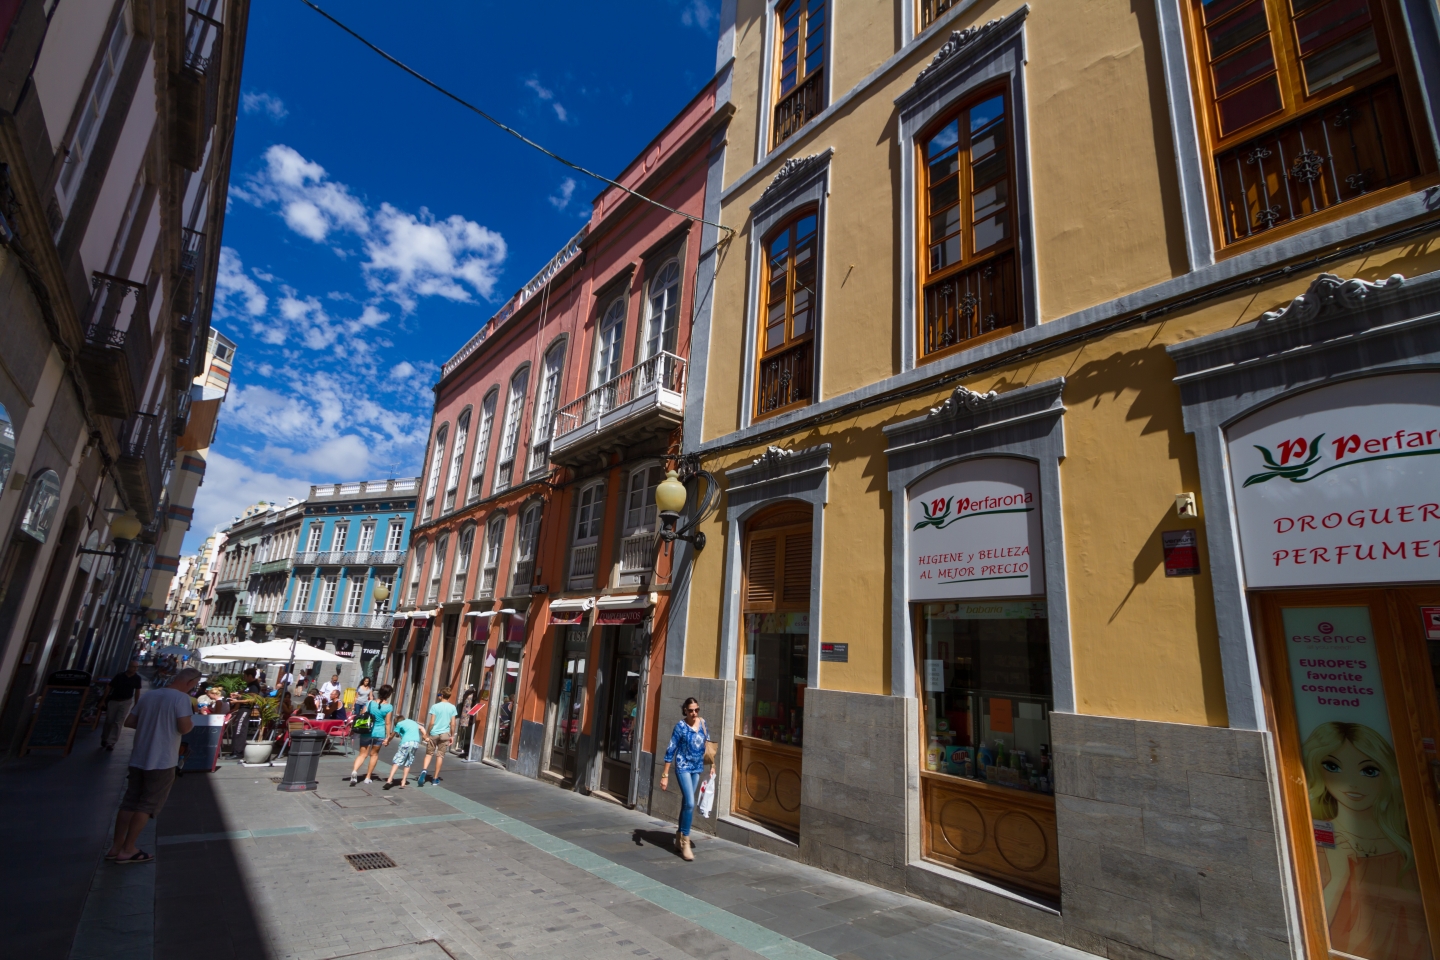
[297,0,734,241]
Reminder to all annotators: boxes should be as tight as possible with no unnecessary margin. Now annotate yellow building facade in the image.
[653,1,1440,958]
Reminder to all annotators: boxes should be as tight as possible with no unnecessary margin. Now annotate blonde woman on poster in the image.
[1303,722,1432,960]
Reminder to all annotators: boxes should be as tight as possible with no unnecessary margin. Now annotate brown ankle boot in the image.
[680,835,694,861]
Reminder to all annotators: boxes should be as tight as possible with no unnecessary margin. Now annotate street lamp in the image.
[655,466,716,551]
[373,582,391,613]
[78,509,144,559]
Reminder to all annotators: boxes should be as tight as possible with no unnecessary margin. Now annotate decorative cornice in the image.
[757,152,830,205]
[928,385,998,417]
[1258,273,1405,324]
[751,445,795,466]
[916,19,1004,84]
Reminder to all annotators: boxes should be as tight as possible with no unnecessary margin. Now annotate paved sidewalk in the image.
[135,754,1097,960]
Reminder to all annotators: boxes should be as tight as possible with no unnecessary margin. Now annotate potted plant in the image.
[239,693,282,764]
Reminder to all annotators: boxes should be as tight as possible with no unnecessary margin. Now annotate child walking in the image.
[381,713,426,790]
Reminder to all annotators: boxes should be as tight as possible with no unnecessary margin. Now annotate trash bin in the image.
[277,730,326,792]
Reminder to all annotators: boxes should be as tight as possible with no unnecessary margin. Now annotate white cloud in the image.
[185,451,311,551]
[389,361,415,381]
[234,144,506,313]
[241,91,288,121]
[363,204,507,311]
[525,77,569,122]
[214,247,268,318]
[235,144,368,243]
[680,0,715,28]
[549,177,577,211]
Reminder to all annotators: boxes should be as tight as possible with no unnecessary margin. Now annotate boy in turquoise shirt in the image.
[382,715,425,790]
[417,687,459,787]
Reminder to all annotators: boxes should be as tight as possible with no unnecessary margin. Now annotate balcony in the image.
[307,478,418,501]
[251,557,293,576]
[773,72,823,150]
[214,576,243,592]
[250,611,270,626]
[116,415,166,523]
[510,560,535,598]
[274,610,394,631]
[550,352,686,468]
[78,274,151,419]
[171,9,222,171]
[235,604,253,618]
[291,549,406,568]
[618,532,655,585]
[568,543,598,591]
[476,568,497,600]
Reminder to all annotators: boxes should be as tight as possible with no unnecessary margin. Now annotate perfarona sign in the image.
[1227,372,1440,588]
[908,457,1044,600]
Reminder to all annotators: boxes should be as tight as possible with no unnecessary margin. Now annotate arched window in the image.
[494,367,530,494]
[529,342,566,476]
[511,502,542,596]
[424,425,448,518]
[427,534,449,604]
[478,513,506,599]
[643,260,681,360]
[452,524,476,601]
[408,540,428,604]
[568,481,606,590]
[919,89,1018,360]
[594,296,626,387]
[772,0,826,149]
[468,389,498,503]
[756,210,818,419]
[444,408,471,513]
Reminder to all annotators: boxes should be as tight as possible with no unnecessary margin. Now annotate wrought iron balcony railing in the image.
[80,273,151,419]
[773,72,823,150]
[273,610,394,630]
[619,532,655,582]
[756,340,813,418]
[552,351,687,442]
[568,543,598,590]
[922,251,1018,358]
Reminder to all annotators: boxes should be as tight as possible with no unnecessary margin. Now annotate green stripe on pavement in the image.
[425,786,831,960]
[158,825,313,845]
[352,812,474,829]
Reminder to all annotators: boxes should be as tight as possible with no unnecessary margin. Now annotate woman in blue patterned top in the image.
[660,697,711,861]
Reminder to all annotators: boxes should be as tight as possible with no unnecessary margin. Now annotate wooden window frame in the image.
[771,0,828,150]
[1183,0,1437,252]
[916,82,1021,364]
[755,208,820,421]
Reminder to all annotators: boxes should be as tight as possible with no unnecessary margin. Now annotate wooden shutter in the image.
[744,535,778,612]
[781,535,811,607]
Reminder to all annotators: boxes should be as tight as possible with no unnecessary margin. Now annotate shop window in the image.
[919,89,1019,361]
[756,211,819,420]
[772,0,827,149]
[1188,0,1427,244]
[735,504,812,833]
[908,456,1059,896]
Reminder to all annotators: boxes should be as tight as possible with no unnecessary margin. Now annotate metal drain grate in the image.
[345,852,397,871]
[270,777,284,784]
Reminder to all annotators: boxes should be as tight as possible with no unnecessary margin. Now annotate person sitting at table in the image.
[279,692,294,722]
[297,694,319,719]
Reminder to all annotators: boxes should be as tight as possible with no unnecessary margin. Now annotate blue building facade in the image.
[273,478,419,680]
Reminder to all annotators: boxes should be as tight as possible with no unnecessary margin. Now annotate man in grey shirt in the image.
[105,668,199,864]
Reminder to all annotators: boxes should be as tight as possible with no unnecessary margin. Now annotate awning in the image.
[392,613,411,621]
[595,593,654,625]
[548,598,595,612]
[465,610,499,617]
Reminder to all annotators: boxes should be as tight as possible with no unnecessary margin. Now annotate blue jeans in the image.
[675,769,702,836]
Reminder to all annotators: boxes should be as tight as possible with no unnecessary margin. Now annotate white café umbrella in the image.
[198,640,262,663]
[241,638,350,664]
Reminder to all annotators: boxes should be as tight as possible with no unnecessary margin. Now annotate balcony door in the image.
[1257,587,1440,960]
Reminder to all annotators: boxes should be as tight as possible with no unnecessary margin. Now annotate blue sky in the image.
[188,0,721,551]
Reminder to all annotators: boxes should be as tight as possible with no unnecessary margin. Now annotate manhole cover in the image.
[271,777,284,784]
[346,852,398,871]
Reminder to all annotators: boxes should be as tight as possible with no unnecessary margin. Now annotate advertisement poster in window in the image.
[1281,606,1430,959]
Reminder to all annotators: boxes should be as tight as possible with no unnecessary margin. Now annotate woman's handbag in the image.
[702,720,717,766]
[351,704,374,736]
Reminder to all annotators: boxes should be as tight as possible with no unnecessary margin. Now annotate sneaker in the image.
[432,777,442,783]
[416,771,427,787]
[348,774,358,786]
[363,778,373,784]
[382,781,394,790]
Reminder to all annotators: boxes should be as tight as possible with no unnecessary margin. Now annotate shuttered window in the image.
[742,512,812,613]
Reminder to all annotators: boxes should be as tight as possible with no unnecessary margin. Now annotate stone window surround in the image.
[753,0,836,165]
[881,377,1073,711]
[1167,268,1440,732]
[895,5,1037,372]
[1152,0,1440,270]
[739,150,833,429]
[716,443,830,690]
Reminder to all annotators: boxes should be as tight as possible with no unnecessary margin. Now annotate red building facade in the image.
[392,79,726,807]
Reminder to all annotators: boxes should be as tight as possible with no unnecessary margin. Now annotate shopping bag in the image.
[698,770,716,818]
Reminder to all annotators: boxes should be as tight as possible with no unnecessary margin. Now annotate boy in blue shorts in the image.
[381,714,426,790]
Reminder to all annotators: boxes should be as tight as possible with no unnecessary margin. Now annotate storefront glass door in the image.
[1259,589,1440,960]
[492,640,522,753]
[548,627,588,783]
[598,626,641,798]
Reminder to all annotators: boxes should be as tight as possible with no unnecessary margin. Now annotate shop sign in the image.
[549,608,585,626]
[1227,373,1440,588]
[1422,607,1440,640]
[908,458,1044,600]
[334,640,354,659]
[819,642,848,662]
[1162,529,1200,577]
[596,607,647,625]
